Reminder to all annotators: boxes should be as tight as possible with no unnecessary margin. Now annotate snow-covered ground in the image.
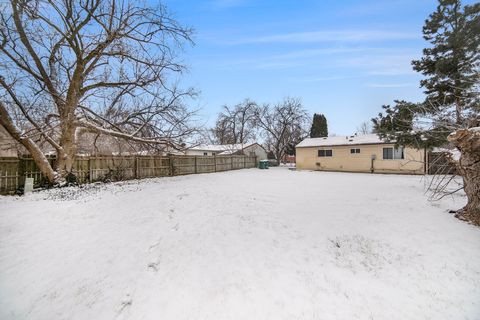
[1,168,479,320]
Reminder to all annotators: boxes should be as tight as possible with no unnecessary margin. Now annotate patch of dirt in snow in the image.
[328,235,416,275]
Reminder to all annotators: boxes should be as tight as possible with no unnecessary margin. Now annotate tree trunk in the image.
[448,128,480,225]
[55,149,76,181]
[0,102,58,184]
[275,150,283,164]
[55,122,77,181]
[56,130,76,179]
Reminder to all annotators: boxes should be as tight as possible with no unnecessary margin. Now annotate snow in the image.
[432,147,461,161]
[297,133,388,148]
[1,168,479,320]
[188,142,259,154]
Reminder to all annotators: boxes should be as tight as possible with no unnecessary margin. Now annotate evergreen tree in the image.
[373,0,480,222]
[309,114,328,138]
[412,0,479,125]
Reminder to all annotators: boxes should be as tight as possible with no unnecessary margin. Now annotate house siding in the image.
[296,144,425,174]
[0,126,18,157]
[185,150,216,156]
[243,144,267,160]
[186,143,267,160]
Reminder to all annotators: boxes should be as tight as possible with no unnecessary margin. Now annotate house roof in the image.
[296,134,391,148]
[188,142,262,154]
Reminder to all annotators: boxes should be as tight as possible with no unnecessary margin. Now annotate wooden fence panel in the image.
[137,156,170,178]
[244,156,256,168]
[428,152,456,175]
[215,156,232,172]
[73,157,90,183]
[22,156,56,187]
[171,156,196,175]
[89,156,136,182]
[196,156,216,173]
[0,154,257,194]
[232,156,245,169]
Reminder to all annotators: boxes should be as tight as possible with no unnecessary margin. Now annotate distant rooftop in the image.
[188,142,259,152]
[296,134,390,148]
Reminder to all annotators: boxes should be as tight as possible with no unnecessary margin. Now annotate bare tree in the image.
[211,116,233,145]
[0,0,196,184]
[212,99,257,144]
[254,97,309,161]
[356,121,372,134]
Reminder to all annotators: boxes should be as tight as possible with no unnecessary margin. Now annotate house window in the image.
[383,147,404,159]
[318,149,333,157]
[350,148,361,154]
[212,152,216,156]
[203,152,208,156]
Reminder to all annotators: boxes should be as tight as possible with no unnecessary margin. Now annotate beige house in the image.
[296,134,426,174]
[186,142,267,159]
[0,126,19,157]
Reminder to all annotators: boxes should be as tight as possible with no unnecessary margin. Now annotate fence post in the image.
[169,155,175,176]
[88,157,93,182]
[134,156,138,179]
[230,156,233,170]
[18,157,25,190]
[214,155,216,172]
[194,156,197,174]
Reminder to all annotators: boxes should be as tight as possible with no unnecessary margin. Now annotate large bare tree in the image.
[356,121,372,135]
[0,0,196,184]
[212,99,257,144]
[254,97,309,161]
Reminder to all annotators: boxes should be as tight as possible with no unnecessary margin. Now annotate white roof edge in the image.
[188,142,261,151]
[296,134,392,148]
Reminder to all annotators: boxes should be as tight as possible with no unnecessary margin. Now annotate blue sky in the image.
[163,0,473,135]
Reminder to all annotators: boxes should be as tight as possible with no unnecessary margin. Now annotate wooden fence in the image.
[427,151,457,175]
[0,154,257,195]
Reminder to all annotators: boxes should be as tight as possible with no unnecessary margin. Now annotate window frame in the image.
[382,147,404,160]
[318,149,333,157]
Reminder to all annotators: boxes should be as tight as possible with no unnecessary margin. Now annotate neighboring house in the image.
[186,142,268,159]
[0,126,18,157]
[296,134,426,174]
[282,154,296,164]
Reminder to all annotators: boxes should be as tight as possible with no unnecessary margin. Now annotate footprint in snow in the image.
[116,294,132,317]
[168,208,175,220]
[148,238,162,252]
[147,260,160,272]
